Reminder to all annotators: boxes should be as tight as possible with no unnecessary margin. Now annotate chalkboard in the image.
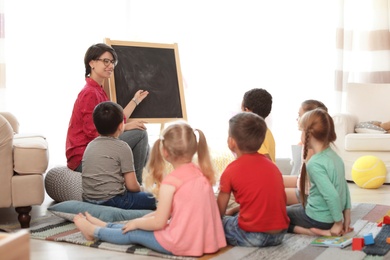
[104,38,187,123]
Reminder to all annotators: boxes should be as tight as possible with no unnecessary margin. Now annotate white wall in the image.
[3,0,338,167]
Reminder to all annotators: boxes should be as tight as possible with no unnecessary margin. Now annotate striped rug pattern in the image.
[1,203,389,259]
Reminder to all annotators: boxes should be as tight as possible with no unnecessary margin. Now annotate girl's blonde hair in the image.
[144,122,216,198]
[299,108,336,206]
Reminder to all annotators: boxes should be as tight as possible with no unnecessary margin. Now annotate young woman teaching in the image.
[66,43,149,183]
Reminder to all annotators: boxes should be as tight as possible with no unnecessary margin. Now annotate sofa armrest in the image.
[0,112,19,134]
[13,136,49,175]
[0,114,14,207]
[332,113,358,151]
[333,113,358,135]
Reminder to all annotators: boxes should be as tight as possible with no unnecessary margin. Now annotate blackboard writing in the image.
[105,39,186,123]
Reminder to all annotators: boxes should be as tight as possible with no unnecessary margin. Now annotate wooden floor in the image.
[0,182,390,260]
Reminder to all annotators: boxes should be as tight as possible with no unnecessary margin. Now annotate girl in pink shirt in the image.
[74,122,227,257]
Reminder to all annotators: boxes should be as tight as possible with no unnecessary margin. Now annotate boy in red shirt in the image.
[217,112,290,246]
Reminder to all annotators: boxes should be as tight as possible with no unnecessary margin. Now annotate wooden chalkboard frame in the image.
[104,38,187,124]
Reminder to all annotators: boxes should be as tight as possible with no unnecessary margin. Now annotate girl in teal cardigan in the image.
[287,108,353,236]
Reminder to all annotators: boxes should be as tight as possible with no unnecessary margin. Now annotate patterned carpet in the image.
[0,214,194,259]
[1,203,390,259]
[223,203,390,260]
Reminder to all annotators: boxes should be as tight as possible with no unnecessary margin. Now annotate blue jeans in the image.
[119,129,150,184]
[95,223,172,255]
[74,164,82,173]
[100,190,156,210]
[287,204,333,233]
[222,215,286,247]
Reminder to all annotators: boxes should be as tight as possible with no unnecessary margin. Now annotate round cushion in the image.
[45,166,82,202]
[351,156,387,189]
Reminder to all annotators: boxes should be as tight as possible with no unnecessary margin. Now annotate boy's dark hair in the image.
[84,43,118,78]
[242,88,272,119]
[229,112,267,153]
[93,101,124,136]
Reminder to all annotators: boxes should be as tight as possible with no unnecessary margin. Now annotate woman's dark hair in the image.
[93,101,124,136]
[229,112,267,153]
[242,88,273,119]
[84,43,118,77]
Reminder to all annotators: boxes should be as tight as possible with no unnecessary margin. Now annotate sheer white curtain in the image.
[3,0,338,167]
[336,0,390,90]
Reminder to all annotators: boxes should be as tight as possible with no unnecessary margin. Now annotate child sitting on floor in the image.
[217,112,289,247]
[284,99,328,205]
[82,101,156,210]
[287,108,353,236]
[241,88,275,162]
[75,121,227,256]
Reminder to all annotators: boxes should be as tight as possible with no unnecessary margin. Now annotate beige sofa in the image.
[0,112,49,228]
[333,83,390,183]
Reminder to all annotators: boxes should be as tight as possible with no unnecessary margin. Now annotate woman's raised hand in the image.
[133,90,149,104]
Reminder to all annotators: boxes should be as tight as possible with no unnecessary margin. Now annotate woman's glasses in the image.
[96,58,117,66]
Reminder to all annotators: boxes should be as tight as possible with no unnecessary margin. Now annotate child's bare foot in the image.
[74,214,97,241]
[85,212,107,227]
[293,226,317,236]
[310,227,332,236]
[73,213,85,222]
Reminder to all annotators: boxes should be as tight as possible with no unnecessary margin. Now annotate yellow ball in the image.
[352,156,387,189]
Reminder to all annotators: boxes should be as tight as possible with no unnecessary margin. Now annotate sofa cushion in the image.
[13,134,48,174]
[355,121,386,134]
[345,133,390,151]
[48,200,153,222]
